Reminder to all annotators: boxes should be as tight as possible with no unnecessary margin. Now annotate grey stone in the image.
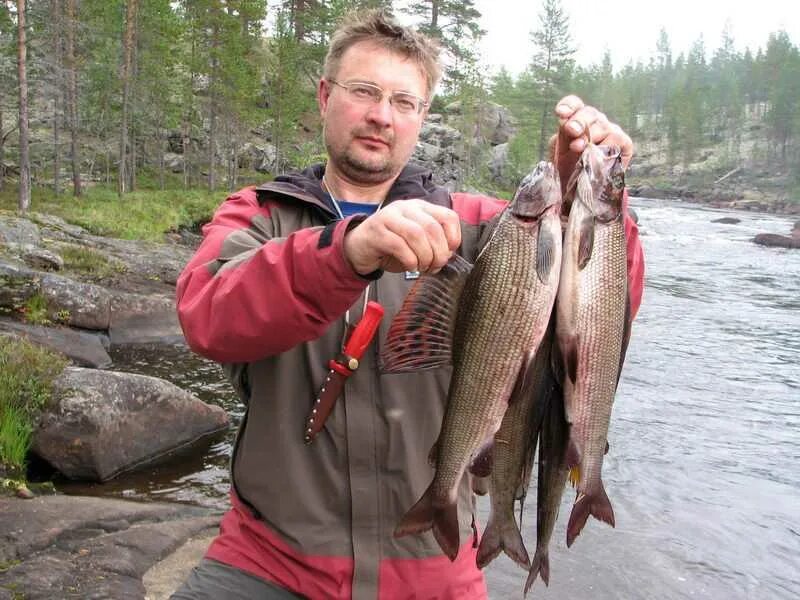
[41,273,112,330]
[0,261,41,309]
[23,246,64,271]
[0,495,219,600]
[412,141,443,163]
[109,292,183,346]
[33,367,229,481]
[0,318,112,368]
[487,142,510,182]
[752,233,800,249]
[0,214,41,247]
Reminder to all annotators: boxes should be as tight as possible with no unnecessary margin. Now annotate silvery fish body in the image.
[555,143,629,547]
[382,162,563,561]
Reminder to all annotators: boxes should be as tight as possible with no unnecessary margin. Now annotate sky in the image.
[472,0,800,76]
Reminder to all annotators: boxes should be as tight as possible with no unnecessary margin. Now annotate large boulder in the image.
[41,273,112,330]
[109,291,183,345]
[32,367,229,481]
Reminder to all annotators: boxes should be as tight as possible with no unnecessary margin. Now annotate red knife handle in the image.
[304,301,384,445]
[343,301,384,360]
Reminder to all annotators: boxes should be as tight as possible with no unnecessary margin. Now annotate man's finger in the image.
[416,202,462,252]
[400,205,452,271]
[554,95,584,122]
[383,215,435,272]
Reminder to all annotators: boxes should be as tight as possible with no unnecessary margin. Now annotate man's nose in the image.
[364,97,393,127]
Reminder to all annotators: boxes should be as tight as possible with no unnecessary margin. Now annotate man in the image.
[174,10,644,600]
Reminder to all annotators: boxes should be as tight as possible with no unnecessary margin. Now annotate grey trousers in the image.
[170,558,305,600]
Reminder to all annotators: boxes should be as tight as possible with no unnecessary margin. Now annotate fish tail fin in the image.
[566,484,615,547]
[432,500,461,561]
[476,512,530,570]
[394,484,435,538]
[524,547,550,595]
[395,483,461,561]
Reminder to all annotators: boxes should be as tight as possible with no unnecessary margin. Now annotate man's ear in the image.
[318,79,329,118]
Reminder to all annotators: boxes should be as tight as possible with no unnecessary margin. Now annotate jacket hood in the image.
[254,162,444,219]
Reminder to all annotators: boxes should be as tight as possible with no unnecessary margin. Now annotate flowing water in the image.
[57,198,800,599]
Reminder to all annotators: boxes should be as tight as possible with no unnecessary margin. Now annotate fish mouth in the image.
[511,161,562,220]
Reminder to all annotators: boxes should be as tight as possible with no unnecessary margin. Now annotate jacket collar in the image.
[254,162,445,219]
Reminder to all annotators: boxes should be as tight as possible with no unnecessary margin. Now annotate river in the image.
[57,197,800,599]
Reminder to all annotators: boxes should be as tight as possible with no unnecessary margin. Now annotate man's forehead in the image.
[336,41,427,94]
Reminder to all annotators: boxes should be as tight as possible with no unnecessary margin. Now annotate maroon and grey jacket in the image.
[176,163,645,600]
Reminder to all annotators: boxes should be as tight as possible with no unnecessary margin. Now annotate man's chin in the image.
[340,155,397,184]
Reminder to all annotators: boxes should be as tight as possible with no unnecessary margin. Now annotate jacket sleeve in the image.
[176,188,370,363]
[623,190,645,321]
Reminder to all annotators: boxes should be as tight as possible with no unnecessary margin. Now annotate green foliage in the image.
[21,294,49,326]
[0,185,222,240]
[403,0,485,94]
[0,406,32,471]
[58,244,126,280]
[0,336,67,474]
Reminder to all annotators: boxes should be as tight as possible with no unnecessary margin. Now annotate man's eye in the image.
[393,95,417,112]
[351,85,378,99]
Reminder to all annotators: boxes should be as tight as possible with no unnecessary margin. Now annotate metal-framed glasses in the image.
[328,79,429,115]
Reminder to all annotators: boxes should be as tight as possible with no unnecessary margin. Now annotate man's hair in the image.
[323,10,442,99]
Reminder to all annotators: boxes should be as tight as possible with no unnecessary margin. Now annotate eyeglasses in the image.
[327,79,429,115]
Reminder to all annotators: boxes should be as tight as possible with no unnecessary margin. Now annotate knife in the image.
[304,300,385,444]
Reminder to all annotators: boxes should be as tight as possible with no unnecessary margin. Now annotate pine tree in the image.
[404,0,485,94]
[529,0,574,160]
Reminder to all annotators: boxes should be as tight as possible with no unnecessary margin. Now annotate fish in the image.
[555,143,631,548]
[525,325,569,593]
[475,320,557,571]
[381,161,563,561]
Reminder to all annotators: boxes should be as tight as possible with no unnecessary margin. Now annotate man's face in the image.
[318,42,428,185]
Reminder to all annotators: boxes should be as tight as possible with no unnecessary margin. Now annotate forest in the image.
[1,0,798,211]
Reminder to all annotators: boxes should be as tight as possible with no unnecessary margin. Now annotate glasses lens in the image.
[347,83,381,103]
[391,92,421,114]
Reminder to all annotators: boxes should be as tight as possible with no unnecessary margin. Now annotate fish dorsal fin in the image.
[380,254,473,373]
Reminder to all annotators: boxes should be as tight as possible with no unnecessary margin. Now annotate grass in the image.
[58,244,127,280]
[0,336,68,476]
[0,171,271,241]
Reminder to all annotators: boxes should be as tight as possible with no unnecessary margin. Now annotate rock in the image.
[752,233,800,249]
[712,217,741,224]
[487,142,510,182]
[23,247,64,271]
[412,141,443,163]
[163,152,185,173]
[419,122,461,146]
[143,531,216,599]
[0,319,112,368]
[41,273,112,330]
[0,494,219,599]
[32,367,229,481]
[0,261,41,308]
[109,292,183,345]
[15,484,34,499]
[0,215,41,247]
[478,102,517,145]
[426,113,443,124]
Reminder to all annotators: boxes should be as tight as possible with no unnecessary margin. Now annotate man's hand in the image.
[343,199,462,275]
[550,95,634,193]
